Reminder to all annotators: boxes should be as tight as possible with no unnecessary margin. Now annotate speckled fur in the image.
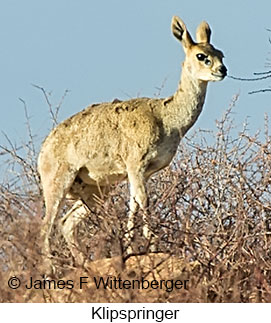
[38,16,226,266]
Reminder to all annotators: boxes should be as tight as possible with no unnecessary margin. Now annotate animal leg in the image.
[61,184,105,266]
[125,169,149,252]
[142,212,151,240]
[40,164,77,273]
[61,199,90,266]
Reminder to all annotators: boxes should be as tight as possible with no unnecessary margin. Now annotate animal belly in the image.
[78,167,127,186]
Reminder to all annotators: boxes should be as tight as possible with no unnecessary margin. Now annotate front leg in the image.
[125,168,150,253]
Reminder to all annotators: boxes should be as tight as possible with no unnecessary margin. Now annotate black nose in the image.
[219,65,227,76]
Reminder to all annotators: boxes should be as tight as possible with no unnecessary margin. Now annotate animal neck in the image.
[163,62,208,136]
[176,63,208,100]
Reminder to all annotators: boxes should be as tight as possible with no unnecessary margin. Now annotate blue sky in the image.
[1,0,271,151]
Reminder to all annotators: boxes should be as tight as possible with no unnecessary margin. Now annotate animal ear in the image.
[196,21,211,43]
[171,16,194,51]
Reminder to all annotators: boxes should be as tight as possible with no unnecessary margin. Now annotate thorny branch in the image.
[31,84,70,127]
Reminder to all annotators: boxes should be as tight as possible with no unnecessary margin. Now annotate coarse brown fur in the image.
[38,16,227,270]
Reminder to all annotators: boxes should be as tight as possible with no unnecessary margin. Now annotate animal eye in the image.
[205,58,211,66]
[196,53,206,61]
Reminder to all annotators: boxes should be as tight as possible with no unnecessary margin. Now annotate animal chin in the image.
[211,73,225,81]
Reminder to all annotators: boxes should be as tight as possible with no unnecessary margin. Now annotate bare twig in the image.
[228,74,271,81]
[248,88,271,94]
[253,70,271,76]
[154,77,168,97]
[55,89,70,122]
[19,98,37,159]
[31,84,69,127]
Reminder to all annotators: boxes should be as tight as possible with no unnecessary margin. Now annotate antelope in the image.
[38,16,227,269]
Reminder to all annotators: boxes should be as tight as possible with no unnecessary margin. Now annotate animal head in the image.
[172,16,227,82]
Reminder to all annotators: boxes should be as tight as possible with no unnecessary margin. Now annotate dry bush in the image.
[1,94,271,302]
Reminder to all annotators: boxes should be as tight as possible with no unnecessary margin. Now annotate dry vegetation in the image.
[1,93,271,303]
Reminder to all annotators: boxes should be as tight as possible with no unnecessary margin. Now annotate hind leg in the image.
[61,198,89,266]
[61,183,106,266]
[39,163,77,274]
